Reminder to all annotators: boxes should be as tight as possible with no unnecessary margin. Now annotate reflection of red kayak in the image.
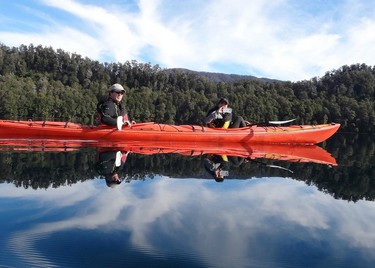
[0,120,340,144]
[0,139,337,166]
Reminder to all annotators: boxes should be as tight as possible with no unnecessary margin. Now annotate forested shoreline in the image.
[0,44,374,133]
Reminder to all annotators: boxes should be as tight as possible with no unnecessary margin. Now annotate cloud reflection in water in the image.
[2,176,375,267]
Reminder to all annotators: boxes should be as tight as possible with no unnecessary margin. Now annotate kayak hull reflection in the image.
[0,138,337,166]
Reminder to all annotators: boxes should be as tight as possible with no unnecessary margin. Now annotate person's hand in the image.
[117,117,133,130]
[217,106,227,114]
[220,107,232,114]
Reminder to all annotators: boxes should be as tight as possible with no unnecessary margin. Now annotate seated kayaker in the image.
[97,83,136,127]
[204,98,249,128]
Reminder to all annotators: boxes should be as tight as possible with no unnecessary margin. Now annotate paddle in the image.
[249,119,296,126]
[249,159,294,173]
[117,117,124,130]
[268,119,295,124]
[265,164,294,173]
[117,117,132,131]
[115,151,122,167]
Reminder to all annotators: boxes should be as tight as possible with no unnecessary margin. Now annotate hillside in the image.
[166,68,279,83]
[0,44,374,133]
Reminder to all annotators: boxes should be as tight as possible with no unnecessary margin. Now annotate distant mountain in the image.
[165,68,280,83]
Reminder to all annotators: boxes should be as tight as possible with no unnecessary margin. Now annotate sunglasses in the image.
[111,91,124,95]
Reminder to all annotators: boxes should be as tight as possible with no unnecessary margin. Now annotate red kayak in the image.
[0,119,340,144]
[0,138,337,166]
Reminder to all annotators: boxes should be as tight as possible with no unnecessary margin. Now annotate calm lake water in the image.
[0,133,374,268]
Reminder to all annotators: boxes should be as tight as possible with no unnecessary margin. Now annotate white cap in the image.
[109,83,125,93]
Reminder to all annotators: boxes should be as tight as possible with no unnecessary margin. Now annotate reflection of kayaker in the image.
[95,150,129,187]
[204,154,246,182]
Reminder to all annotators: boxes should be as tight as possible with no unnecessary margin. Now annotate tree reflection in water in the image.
[0,133,374,202]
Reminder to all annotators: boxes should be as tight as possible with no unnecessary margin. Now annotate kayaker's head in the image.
[214,168,228,182]
[217,98,229,108]
[109,83,126,103]
[105,172,122,188]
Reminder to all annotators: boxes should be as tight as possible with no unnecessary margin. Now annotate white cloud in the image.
[0,180,96,206]
[1,0,375,80]
[1,28,103,58]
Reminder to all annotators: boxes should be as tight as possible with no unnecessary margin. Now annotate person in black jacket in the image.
[204,98,249,128]
[97,83,135,127]
[203,154,230,182]
[204,154,247,182]
[95,149,130,187]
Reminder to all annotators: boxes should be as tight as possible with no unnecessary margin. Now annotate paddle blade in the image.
[117,116,123,131]
[268,119,296,125]
[266,164,294,173]
[115,151,122,167]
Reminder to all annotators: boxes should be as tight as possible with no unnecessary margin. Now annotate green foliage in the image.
[0,44,374,132]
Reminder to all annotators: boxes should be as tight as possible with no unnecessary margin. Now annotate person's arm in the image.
[204,110,222,124]
[119,104,136,126]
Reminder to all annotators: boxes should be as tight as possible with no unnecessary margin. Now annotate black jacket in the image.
[205,106,232,128]
[97,97,127,126]
[95,150,125,176]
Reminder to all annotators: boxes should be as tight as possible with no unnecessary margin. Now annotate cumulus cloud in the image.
[1,0,375,80]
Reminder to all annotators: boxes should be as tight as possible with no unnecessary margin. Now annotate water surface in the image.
[0,133,374,268]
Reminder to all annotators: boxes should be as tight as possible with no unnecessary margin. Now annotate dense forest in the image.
[0,43,375,133]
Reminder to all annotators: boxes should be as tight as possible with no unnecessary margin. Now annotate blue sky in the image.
[1,0,375,81]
